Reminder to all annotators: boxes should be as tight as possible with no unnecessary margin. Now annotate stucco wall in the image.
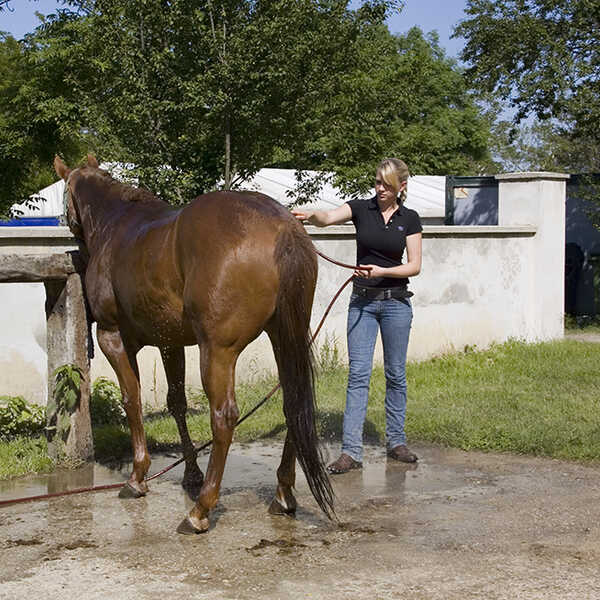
[0,172,567,407]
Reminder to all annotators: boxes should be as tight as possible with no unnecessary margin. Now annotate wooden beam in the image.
[0,252,85,282]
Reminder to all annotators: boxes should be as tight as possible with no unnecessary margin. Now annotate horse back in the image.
[173,191,314,346]
[100,190,312,348]
[175,190,308,272]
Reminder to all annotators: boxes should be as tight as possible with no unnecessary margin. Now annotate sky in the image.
[1,0,469,59]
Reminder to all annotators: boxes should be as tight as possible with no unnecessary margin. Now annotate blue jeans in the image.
[342,293,413,462]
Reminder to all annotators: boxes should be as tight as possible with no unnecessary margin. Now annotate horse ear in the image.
[87,153,99,168]
[54,155,71,181]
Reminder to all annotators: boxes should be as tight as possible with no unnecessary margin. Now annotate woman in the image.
[292,158,422,473]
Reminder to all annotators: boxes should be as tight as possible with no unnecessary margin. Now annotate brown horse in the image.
[54,154,334,534]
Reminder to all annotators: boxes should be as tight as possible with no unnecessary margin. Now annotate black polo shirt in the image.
[347,196,422,288]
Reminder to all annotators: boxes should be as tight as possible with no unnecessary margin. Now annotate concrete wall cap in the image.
[0,223,538,243]
[423,225,536,235]
[495,172,570,182]
[304,224,536,236]
[0,226,72,239]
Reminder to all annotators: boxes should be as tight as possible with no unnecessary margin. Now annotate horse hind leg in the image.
[177,343,239,535]
[267,330,298,517]
[269,432,298,516]
[96,328,149,498]
[159,346,204,499]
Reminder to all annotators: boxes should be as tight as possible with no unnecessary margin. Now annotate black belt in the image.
[352,284,413,300]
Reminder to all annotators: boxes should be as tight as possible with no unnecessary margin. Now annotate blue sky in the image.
[1,0,469,59]
[390,0,468,58]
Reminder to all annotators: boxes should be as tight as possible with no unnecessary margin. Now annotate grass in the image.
[1,337,600,479]
[82,337,600,465]
[565,313,600,333]
[0,436,54,479]
[405,339,600,461]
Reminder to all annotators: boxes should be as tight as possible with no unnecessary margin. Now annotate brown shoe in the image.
[327,453,362,474]
[387,445,418,463]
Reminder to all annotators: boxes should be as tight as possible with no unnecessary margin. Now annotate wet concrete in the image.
[1,442,600,599]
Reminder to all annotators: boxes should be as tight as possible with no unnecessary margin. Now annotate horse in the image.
[54,154,334,534]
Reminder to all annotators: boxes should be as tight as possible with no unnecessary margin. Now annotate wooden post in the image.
[0,247,94,463]
[44,272,94,462]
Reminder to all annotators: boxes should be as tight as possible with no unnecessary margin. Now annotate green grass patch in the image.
[2,338,600,479]
[0,436,54,479]
[405,339,600,461]
[91,338,600,465]
[565,313,600,333]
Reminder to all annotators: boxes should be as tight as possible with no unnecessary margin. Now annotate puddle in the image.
[0,441,498,507]
[0,461,127,503]
[0,442,292,505]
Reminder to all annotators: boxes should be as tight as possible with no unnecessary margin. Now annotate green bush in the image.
[46,364,84,445]
[90,377,125,426]
[0,396,46,441]
[316,334,342,372]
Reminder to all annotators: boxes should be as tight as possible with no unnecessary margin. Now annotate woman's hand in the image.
[354,264,381,279]
[291,209,313,222]
[290,204,352,227]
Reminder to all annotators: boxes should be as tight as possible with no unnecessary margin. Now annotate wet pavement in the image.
[1,441,600,599]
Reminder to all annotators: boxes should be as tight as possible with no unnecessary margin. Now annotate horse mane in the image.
[93,169,164,204]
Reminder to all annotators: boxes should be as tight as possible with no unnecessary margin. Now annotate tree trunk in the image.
[224,121,231,190]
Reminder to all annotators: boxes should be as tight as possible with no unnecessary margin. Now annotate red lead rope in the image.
[0,248,359,508]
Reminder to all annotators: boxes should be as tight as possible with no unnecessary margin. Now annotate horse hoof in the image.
[118,482,146,499]
[177,516,209,535]
[268,496,297,516]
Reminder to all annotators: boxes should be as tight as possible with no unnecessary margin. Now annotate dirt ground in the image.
[565,330,600,344]
[1,440,600,600]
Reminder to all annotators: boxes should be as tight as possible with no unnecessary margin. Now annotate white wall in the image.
[0,172,568,408]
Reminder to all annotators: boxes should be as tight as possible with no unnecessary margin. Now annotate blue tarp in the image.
[0,217,60,227]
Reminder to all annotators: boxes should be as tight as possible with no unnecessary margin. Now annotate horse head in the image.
[54,154,100,239]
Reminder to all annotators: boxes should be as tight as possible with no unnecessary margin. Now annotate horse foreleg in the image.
[96,328,149,498]
[269,432,298,515]
[177,344,239,534]
[159,346,204,499]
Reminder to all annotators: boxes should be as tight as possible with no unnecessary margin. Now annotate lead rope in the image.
[0,248,360,507]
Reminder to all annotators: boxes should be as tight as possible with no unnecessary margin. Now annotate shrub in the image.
[46,364,84,445]
[90,377,125,426]
[317,334,342,372]
[0,396,46,441]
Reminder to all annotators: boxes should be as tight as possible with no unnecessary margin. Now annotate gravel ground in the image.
[565,330,600,343]
[1,441,600,599]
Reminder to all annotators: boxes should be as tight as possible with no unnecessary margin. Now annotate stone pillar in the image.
[45,273,94,462]
[496,172,569,341]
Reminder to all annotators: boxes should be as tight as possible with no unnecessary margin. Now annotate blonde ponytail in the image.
[377,157,410,203]
[398,186,407,205]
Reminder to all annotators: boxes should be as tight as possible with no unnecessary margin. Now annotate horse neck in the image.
[77,182,130,253]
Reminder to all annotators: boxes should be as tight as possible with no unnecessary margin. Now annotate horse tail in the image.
[271,223,335,519]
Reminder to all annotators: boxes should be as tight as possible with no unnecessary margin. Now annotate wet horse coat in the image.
[54,155,334,533]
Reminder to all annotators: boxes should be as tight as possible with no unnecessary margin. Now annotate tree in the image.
[484,116,599,175]
[455,0,600,173]
[3,1,494,212]
[286,25,494,200]
[0,31,86,217]
[30,0,403,204]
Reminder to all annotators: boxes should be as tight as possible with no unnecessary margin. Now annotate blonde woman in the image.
[292,158,422,473]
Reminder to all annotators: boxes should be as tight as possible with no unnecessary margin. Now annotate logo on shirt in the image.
[397,225,404,231]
